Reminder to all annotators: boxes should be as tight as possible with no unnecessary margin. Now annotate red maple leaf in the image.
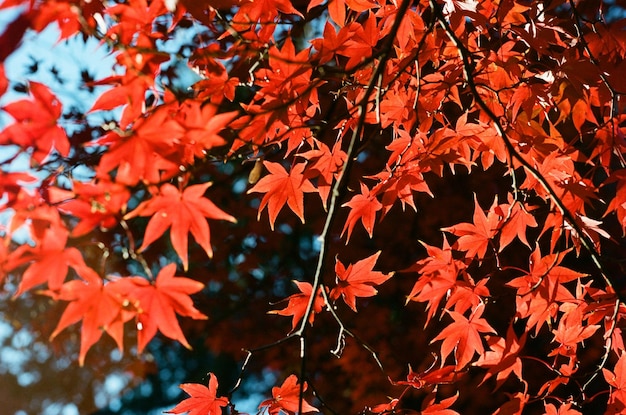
[549,305,598,358]
[269,281,326,331]
[431,303,496,369]
[166,373,229,415]
[604,353,626,413]
[234,0,303,26]
[7,226,89,296]
[298,141,346,209]
[494,198,538,251]
[543,402,582,415]
[473,324,526,389]
[247,161,316,230]
[0,81,68,163]
[48,266,132,366]
[330,251,393,312]
[507,248,585,334]
[48,178,131,237]
[341,182,383,241]
[127,264,208,353]
[94,106,185,185]
[442,196,499,260]
[176,101,238,164]
[126,182,236,270]
[258,374,318,415]
[421,392,460,415]
[394,363,458,390]
[406,238,467,325]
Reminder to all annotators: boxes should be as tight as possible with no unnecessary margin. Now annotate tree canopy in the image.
[1,0,626,414]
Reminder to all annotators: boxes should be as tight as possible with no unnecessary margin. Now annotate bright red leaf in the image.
[126,182,236,270]
[341,182,383,241]
[166,373,229,415]
[269,281,326,331]
[247,161,316,230]
[48,266,131,366]
[0,81,68,163]
[259,374,318,415]
[7,226,89,296]
[126,263,208,353]
[442,196,499,260]
[330,251,393,312]
[431,303,496,369]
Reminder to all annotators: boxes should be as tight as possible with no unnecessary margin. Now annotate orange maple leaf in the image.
[259,374,318,415]
[431,303,496,369]
[166,373,229,415]
[494,198,538,251]
[269,281,326,331]
[247,161,316,230]
[0,81,68,163]
[126,182,236,270]
[49,266,132,366]
[473,324,526,389]
[298,141,346,209]
[7,226,89,296]
[330,251,393,312]
[394,363,458,390]
[442,196,499,260]
[127,264,208,353]
[603,352,626,413]
[341,182,382,241]
[421,392,460,415]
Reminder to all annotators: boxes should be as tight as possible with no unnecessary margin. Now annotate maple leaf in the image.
[94,106,185,185]
[604,352,626,413]
[7,226,90,296]
[494,198,538,251]
[442,196,499,260]
[176,101,238,164]
[259,374,318,415]
[298,141,346,209]
[420,392,460,415]
[48,179,131,237]
[269,281,326,331]
[507,248,586,334]
[394,363,458,390]
[166,373,229,415]
[126,182,236,270]
[235,0,303,26]
[247,161,316,230]
[341,182,383,241]
[48,266,132,366]
[473,324,526,389]
[330,251,393,312]
[543,402,582,415]
[431,303,496,369]
[0,81,68,163]
[127,264,207,353]
[406,238,467,326]
[549,306,598,358]
[369,398,399,414]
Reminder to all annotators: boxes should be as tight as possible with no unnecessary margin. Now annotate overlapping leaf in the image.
[126,182,236,270]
